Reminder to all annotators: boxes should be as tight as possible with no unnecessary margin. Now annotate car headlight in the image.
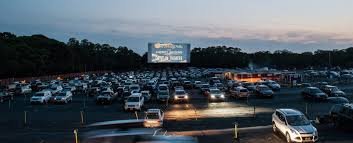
[174,95,178,99]
[220,94,225,98]
[290,129,299,135]
[211,95,215,98]
[185,95,188,99]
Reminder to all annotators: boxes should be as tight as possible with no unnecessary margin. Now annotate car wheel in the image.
[286,133,292,143]
[272,123,277,133]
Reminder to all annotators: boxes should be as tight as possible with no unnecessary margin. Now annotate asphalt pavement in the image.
[1,86,353,143]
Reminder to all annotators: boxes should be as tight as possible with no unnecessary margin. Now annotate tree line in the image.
[1,32,353,78]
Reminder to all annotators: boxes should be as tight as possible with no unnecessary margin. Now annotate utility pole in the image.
[329,51,331,68]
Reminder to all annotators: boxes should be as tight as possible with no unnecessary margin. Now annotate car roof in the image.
[277,108,303,116]
[130,93,142,97]
[307,87,319,89]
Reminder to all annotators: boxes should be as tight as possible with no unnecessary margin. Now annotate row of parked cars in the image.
[301,82,349,102]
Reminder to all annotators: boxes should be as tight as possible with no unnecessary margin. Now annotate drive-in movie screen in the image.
[148,43,190,63]
[2,0,353,143]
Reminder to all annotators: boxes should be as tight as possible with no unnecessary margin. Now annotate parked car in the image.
[30,91,52,104]
[329,103,353,129]
[124,93,144,111]
[48,85,63,95]
[208,89,225,101]
[182,81,193,89]
[88,87,100,97]
[301,87,328,100]
[327,97,349,104]
[264,80,281,91]
[157,84,169,93]
[193,81,202,89]
[53,91,73,104]
[272,108,318,143]
[157,90,170,102]
[230,86,250,99]
[200,84,210,95]
[144,108,164,128]
[321,85,346,97]
[242,82,256,92]
[96,91,117,104]
[173,89,189,103]
[255,85,274,98]
[141,90,151,102]
[129,84,141,93]
[15,84,32,95]
[0,90,12,103]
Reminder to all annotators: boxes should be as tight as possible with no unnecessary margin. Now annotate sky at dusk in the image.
[1,0,353,54]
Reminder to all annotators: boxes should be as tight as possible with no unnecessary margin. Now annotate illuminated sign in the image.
[148,43,190,63]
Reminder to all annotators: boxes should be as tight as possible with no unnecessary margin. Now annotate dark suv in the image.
[301,87,328,100]
[329,103,353,129]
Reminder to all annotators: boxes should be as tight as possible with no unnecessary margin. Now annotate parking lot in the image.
[1,78,353,143]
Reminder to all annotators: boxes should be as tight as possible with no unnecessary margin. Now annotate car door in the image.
[276,112,287,135]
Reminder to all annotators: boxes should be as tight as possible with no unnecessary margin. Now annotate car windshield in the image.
[330,87,339,92]
[159,86,167,90]
[35,93,45,96]
[259,86,270,90]
[127,97,139,102]
[175,91,185,95]
[57,93,66,97]
[310,88,322,93]
[240,89,248,92]
[286,115,310,126]
[146,113,160,119]
[202,85,209,88]
[159,91,168,95]
[210,90,221,94]
[130,86,139,90]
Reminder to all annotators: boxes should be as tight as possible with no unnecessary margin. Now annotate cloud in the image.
[1,17,353,55]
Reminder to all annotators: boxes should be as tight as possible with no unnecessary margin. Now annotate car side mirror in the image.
[309,120,317,124]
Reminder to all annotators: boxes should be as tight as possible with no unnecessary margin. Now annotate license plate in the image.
[304,137,311,141]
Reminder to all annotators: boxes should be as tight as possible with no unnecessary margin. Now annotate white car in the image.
[272,109,318,143]
[53,91,73,104]
[230,86,250,99]
[144,109,164,128]
[30,91,52,104]
[208,89,225,101]
[124,93,144,111]
[173,89,189,102]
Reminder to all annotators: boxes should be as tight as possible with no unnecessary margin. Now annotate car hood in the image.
[210,94,222,97]
[125,102,140,105]
[292,125,316,134]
